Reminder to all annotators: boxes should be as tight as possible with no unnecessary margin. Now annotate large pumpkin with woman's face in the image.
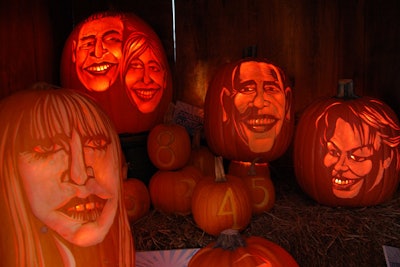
[0,85,134,266]
[60,11,172,134]
[294,80,400,207]
[204,58,294,163]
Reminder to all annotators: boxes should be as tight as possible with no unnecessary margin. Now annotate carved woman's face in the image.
[18,128,119,247]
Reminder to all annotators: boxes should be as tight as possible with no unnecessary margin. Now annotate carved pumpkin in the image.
[149,166,202,215]
[147,123,191,171]
[189,130,216,176]
[294,79,400,207]
[188,229,299,267]
[60,11,172,134]
[123,178,150,222]
[0,85,134,266]
[204,58,294,162]
[191,157,252,236]
[229,159,275,214]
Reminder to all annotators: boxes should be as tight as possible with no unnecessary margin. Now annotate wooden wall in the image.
[1,0,399,117]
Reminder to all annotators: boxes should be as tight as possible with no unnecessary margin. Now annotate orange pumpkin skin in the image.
[189,145,216,177]
[189,234,299,267]
[147,123,191,171]
[204,58,294,163]
[294,81,400,207]
[229,160,275,214]
[123,178,150,222]
[60,11,172,134]
[191,168,252,236]
[149,166,202,215]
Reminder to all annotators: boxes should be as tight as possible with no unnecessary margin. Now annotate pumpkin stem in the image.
[248,157,261,176]
[336,79,359,100]
[214,229,246,251]
[214,156,227,182]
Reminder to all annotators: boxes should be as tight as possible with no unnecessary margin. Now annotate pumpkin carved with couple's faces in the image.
[61,11,172,134]
[0,85,134,266]
[204,58,294,163]
[294,80,400,207]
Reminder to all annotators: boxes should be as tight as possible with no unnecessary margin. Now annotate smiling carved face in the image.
[231,61,287,153]
[18,129,119,247]
[73,16,123,92]
[324,117,387,199]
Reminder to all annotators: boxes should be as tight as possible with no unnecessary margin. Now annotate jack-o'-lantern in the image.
[0,85,134,266]
[204,58,294,163]
[149,166,202,215]
[191,157,252,236]
[123,178,150,222]
[147,123,191,171]
[60,11,172,134]
[294,79,400,207]
[229,159,275,214]
[188,229,299,267]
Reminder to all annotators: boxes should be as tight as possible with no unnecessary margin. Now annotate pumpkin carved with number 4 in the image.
[191,157,252,236]
[294,79,400,207]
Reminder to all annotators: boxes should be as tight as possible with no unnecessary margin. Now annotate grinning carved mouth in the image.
[243,115,277,133]
[58,195,107,222]
[85,63,115,75]
[331,177,361,190]
[134,88,158,101]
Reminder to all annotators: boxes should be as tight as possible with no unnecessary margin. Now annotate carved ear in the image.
[383,150,393,169]
[220,87,231,122]
[284,86,292,121]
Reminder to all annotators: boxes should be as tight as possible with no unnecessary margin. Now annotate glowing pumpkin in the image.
[204,58,294,162]
[123,178,150,222]
[294,79,400,207]
[188,229,299,267]
[191,157,252,236]
[60,11,173,134]
[147,123,191,171]
[229,159,275,214]
[0,85,134,266]
[149,166,202,215]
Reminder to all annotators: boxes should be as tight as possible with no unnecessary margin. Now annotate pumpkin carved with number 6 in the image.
[294,80,400,207]
[204,58,294,163]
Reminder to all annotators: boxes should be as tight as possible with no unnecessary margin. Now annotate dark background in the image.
[1,0,399,118]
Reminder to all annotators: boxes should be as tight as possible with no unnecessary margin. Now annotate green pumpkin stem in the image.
[248,157,262,176]
[214,156,227,182]
[336,79,359,100]
[214,229,246,250]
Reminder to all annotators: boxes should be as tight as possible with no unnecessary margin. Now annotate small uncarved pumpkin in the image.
[123,178,150,222]
[147,123,191,171]
[188,229,299,267]
[204,57,294,163]
[294,79,400,207]
[149,166,202,215]
[229,159,275,214]
[189,130,216,176]
[191,157,252,236]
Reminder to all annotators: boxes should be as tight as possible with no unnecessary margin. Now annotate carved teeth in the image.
[333,178,355,185]
[136,89,156,100]
[87,64,111,72]
[248,117,275,126]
